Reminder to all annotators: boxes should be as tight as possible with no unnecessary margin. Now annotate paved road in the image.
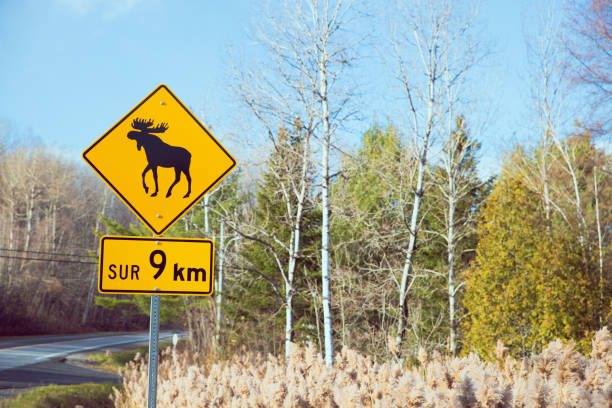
[0,331,179,391]
[0,332,154,351]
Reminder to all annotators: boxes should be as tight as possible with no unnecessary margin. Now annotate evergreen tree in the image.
[427,116,491,355]
[331,124,409,358]
[462,173,593,358]
[226,125,320,355]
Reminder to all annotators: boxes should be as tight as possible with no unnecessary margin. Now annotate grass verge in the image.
[0,383,119,408]
[86,339,182,373]
[87,347,146,373]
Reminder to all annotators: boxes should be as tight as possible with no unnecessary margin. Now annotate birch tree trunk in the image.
[525,4,589,241]
[285,129,311,359]
[204,194,210,234]
[21,184,36,273]
[235,0,357,365]
[594,166,604,324]
[216,218,225,346]
[447,182,457,355]
[392,0,480,356]
[440,117,482,357]
[5,207,15,299]
[320,58,334,365]
[395,141,429,350]
[393,1,440,352]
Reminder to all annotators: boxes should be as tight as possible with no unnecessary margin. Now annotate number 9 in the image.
[150,250,166,280]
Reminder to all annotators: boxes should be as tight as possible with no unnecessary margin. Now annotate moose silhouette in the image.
[127,118,192,198]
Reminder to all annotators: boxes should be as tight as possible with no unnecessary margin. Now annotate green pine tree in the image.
[331,124,410,358]
[225,124,321,354]
[418,116,491,355]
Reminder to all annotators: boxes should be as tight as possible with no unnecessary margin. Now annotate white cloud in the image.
[56,0,147,19]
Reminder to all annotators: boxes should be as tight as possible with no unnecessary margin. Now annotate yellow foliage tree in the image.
[462,174,594,358]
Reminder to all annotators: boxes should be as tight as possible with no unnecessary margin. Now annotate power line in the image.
[0,247,91,259]
[0,254,96,265]
[51,244,100,251]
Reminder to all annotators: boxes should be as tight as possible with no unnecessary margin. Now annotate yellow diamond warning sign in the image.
[82,84,236,236]
[99,236,214,296]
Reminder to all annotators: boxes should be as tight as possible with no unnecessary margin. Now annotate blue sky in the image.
[0,1,254,154]
[0,0,537,176]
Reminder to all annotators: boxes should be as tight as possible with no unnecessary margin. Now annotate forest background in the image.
[0,0,610,363]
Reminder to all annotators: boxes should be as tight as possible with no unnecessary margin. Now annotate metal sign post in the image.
[147,295,161,408]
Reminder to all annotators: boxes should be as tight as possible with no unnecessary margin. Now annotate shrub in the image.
[112,328,612,407]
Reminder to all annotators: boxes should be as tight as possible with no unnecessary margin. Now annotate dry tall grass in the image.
[112,328,612,407]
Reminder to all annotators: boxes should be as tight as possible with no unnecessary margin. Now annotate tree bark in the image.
[594,166,604,324]
[216,218,225,346]
[395,141,428,351]
[320,49,334,366]
[447,184,457,356]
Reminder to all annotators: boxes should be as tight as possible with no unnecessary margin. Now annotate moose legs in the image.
[142,164,191,198]
[183,168,191,198]
[142,165,159,197]
[166,167,191,198]
[141,166,150,193]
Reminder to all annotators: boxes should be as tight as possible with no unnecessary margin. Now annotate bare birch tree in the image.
[235,0,359,365]
[391,0,480,356]
[517,4,612,327]
[434,116,484,356]
[517,4,568,227]
[221,124,315,359]
[565,0,612,132]
[593,165,605,324]
[522,5,592,249]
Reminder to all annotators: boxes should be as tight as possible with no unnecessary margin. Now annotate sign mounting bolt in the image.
[160,101,165,105]
[154,288,159,291]
[156,240,160,245]
[156,214,161,218]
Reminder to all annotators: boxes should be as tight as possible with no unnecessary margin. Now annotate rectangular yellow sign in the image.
[99,236,214,296]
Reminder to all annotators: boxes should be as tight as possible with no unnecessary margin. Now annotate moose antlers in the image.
[131,117,169,133]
